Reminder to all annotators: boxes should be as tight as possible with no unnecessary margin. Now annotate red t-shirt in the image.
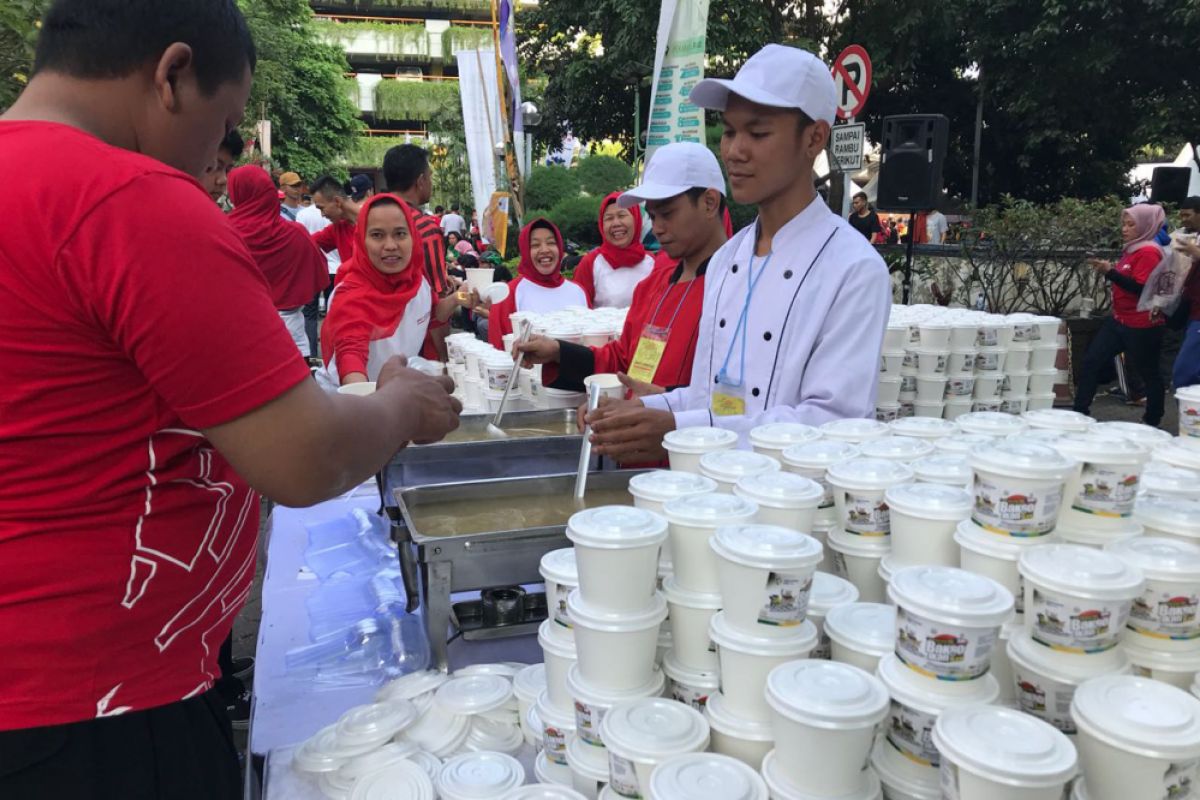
[313,219,357,284]
[1111,246,1164,329]
[0,122,311,729]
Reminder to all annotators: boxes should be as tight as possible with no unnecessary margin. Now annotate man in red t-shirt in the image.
[0,2,461,797]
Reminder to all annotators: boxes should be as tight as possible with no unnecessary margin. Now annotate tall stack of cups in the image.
[626,470,718,579]
[943,315,979,420]
[780,440,861,570]
[1050,433,1150,548]
[824,458,914,602]
[662,427,738,474]
[538,547,580,780]
[973,314,1014,414]
[878,319,908,422]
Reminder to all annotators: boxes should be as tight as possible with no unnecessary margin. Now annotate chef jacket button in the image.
[784,269,793,279]
[715,376,720,384]
[752,388,761,397]
[719,319,726,328]
[763,332,773,342]
[732,264,739,273]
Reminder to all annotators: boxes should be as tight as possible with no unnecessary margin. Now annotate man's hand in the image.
[1088,258,1113,275]
[375,356,462,445]
[1175,239,1200,261]
[586,399,676,463]
[516,335,561,367]
[617,371,665,397]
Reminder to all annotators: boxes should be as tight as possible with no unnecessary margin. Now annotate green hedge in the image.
[313,19,433,58]
[442,26,494,60]
[525,165,580,212]
[575,155,634,196]
[547,195,604,248]
[375,79,460,121]
[338,135,427,168]
[315,0,490,12]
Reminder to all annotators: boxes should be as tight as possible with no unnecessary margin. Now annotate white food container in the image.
[646,753,768,800]
[1021,408,1094,433]
[661,649,719,711]
[662,493,758,594]
[912,454,972,488]
[1029,344,1059,371]
[748,422,821,460]
[973,373,1005,400]
[825,602,896,674]
[709,611,818,721]
[1177,385,1200,445]
[859,435,935,463]
[627,471,717,567]
[733,472,823,532]
[567,590,667,692]
[948,348,978,375]
[539,619,579,713]
[699,450,781,495]
[703,690,774,769]
[710,524,823,638]
[954,521,1056,618]
[870,735,939,800]
[1137,461,1200,500]
[436,752,526,800]
[662,576,722,671]
[780,440,861,528]
[918,320,953,350]
[881,349,906,377]
[1121,636,1200,688]
[828,528,889,603]
[599,698,709,800]
[916,376,948,403]
[886,482,973,567]
[541,548,579,638]
[567,506,667,614]
[915,349,949,377]
[827,458,915,539]
[1007,628,1130,735]
[1107,536,1200,651]
[821,418,892,444]
[968,440,1074,537]
[1005,346,1032,373]
[566,663,664,749]
[537,689,577,766]
[1134,494,1200,541]
[1051,433,1150,528]
[808,571,860,659]
[567,734,608,799]
[957,411,1028,438]
[761,753,882,800]
[890,415,959,440]
[663,427,738,474]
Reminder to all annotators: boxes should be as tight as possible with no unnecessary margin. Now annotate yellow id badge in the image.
[711,376,746,417]
[627,324,670,384]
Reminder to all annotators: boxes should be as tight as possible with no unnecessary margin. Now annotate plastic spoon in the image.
[574,381,603,501]
[486,319,531,437]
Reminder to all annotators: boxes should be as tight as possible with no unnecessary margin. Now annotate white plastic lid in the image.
[599,697,710,760]
[780,439,861,470]
[1140,462,1200,497]
[567,589,668,631]
[749,422,822,450]
[567,662,666,708]
[820,418,891,443]
[1022,408,1095,432]
[435,752,526,800]
[699,450,782,484]
[1018,545,1144,601]
[335,701,419,748]
[628,470,719,503]
[512,663,546,702]
[664,426,739,454]
[1122,636,1200,671]
[761,752,881,800]
[888,566,1014,628]
[733,472,824,509]
[663,575,723,610]
[824,602,896,655]
[876,654,1000,716]
[933,706,1077,788]
[710,525,823,572]
[809,571,860,615]
[957,411,1028,437]
[434,675,513,716]
[376,670,450,703]
[566,505,668,549]
[1093,421,1173,448]
[1179,385,1200,402]
[647,753,769,800]
[826,458,915,491]
[1056,519,1143,547]
[1072,675,1200,760]
[294,725,351,774]
[969,439,1074,479]
[1135,495,1200,536]
[350,759,435,800]
[1106,536,1200,580]
[1155,441,1200,471]
[859,435,935,462]
[501,786,588,800]
[954,520,1056,560]
[337,741,420,782]
[539,548,577,586]
[1007,629,1129,683]
[884,483,972,521]
[889,416,960,440]
[765,660,889,729]
[911,454,972,485]
[663,492,759,528]
[537,619,577,659]
[704,690,773,742]
[1011,428,1065,443]
[709,611,818,658]
[1051,432,1150,465]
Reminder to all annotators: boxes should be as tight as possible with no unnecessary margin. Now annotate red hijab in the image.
[518,218,567,288]
[227,166,328,309]
[321,194,428,366]
[597,192,647,268]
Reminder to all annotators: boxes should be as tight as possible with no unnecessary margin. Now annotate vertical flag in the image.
[647,0,711,158]
[497,0,523,133]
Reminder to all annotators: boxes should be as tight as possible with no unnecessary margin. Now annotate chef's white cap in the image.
[689,44,837,126]
[617,142,725,209]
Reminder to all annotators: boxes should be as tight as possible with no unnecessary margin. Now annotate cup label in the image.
[971,475,1062,536]
[908,326,921,345]
[668,678,711,712]
[977,328,996,347]
[1028,587,1129,653]
[895,607,996,680]
[1164,760,1199,800]
[939,760,962,800]
[886,700,940,766]
[1070,463,1140,517]
[844,491,890,536]
[811,628,832,660]
[1129,585,1200,641]
[876,406,899,423]
[901,374,917,393]
[542,723,569,765]
[608,752,642,798]
[945,377,975,397]
[1012,323,1034,342]
[553,583,573,629]
[831,551,849,579]
[975,351,1002,371]
[1181,403,1200,439]
[972,400,1002,412]
[1013,664,1077,734]
[758,572,812,627]
[486,366,512,391]
[573,699,606,747]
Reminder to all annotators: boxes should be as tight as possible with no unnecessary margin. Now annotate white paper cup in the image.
[950,322,980,351]
[1122,634,1200,688]
[662,576,721,671]
[880,350,906,377]
[955,521,1057,618]
[968,440,1074,537]
[1008,628,1131,734]
[1072,675,1200,800]
[933,705,1078,800]
[1135,495,1200,541]
[699,450,781,495]
[876,653,1000,767]
[662,493,758,594]
[567,663,664,749]
[1178,385,1200,445]
[1005,346,1032,373]
[808,571,860,659]
[944,398,974,421]
[568,734,608,799]
[828,529,889,603]
[1051,434,1150,530]
[1025,393,1055,412]
[733,472,823,533]
[567,590,667,693]
[663,426,738,474]
[536,690,577,766]
[464,267,495,293]
[780,440,861,528]
[820,418,891,444]
[765,659,889,797]
[973,374,1005,400]
[1027,368,1058,395]
[870,735,939,800]
[974,347,1006,373]
[337,381,377,396]
[918,321,952,351]
[885,323,908,351]
[977,319,1016,349]
[1018,544,1144,654]
[877,376,903,405]
[628,471,717,567]
[514,664,547,743]
[886,483,972,568]
[541,548,578,636]
[1021,408,1094,434]
[711,524,823,638]
[859,435,935,464]
[916,349,949,377]
[748,422,821,461]
[826,602,896,674]
[1029,344,1059,371]
[827,458,915,539]
[889,565,1014,682]
[709,611,817,721]
[916,376,948,403]
[661,649,719,712]
[761,751,882,800]
[599,698,709,800]
[567,506,667,615]
[583,373,624,401]
[539,620,579,713]
[703,690,773,769]
[948,348,978,375]
[912,454,972,488]
[1107,536,1200,650]
[913,399,944,418]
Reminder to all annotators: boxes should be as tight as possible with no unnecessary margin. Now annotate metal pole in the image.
[633,85,642,166]
[971,69,984,208]
[903,211,916,304]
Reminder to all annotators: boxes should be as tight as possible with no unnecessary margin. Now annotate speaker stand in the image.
[902,212,916,304]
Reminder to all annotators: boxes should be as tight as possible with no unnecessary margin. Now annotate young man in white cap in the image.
[516,141,729,398]
[588,44,891,463]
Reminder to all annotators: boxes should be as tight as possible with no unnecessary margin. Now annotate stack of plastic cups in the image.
[808,571,860,661]
[780,441,861,571]
[1050,433,1150,548]
[698,450,781,495]
[879,317,909,422]
[1026,317,1064,411]
[1021,408,1095,434]
[888,415,960,442]
[560,506,670,795]
[825,458,915,602]
[956,410,1028,439]
[825,602,896,674]
[973,314,1014,413]
[1000,314,1037,416]
[626,470,719,579]
[747,422,821,462]
[539,548,580,781]
[877,566,1013,797]
[662,426,738,474]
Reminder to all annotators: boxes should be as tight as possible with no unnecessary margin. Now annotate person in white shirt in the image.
[441,202,466,237]
[925,208,949,244]
[587,44,891,463]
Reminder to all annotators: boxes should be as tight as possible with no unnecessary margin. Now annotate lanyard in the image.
[717,251,772,387]
[648,272,698,331]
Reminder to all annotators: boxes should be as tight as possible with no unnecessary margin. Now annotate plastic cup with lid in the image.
[933,705,1077,800]
[870,734,939,800]
[876,652,1000,767]
[915,376,947,403]
[968,440,1074,537]
[1121,636,1200,689]
[514,664,547,741]
[948,348,978,375]
[1071,675,1200,800]
[912,453,972,489]
[349,758,436,800]
[1107,536,1200,651]
[877,376,902,405]
[917,319,953,351]
[567,506,668,614]
[703,690,773,769]
[761,752,883,800]
[888,565,1014,681]
[1027,345,1058,372]
[536,688,577,766]
[567,662,664,749]
[1052,519,1142,550]
[945,398,975,421]
[698,450,781,495]
[1051,433,1150,529]
[567,589,667,693]
[827,528,889,603]
[1026,368,1058,395]
[541,548,578,640]
[1136,494,1200,542]
[915,349,949,378]
[1006,628,1130,735]
[890,415,960,441]
[748,423,821,461]
[808,572,860,659]
[881,350,906,377]
[1177,385,1200,446]
[582,373,624,401]
[662,576,722,671]
[976,316,1016,349]
[710,524,822,638]
[780,440,861,527]
[973,374,1005,400]
[820,418,891,444]
[599,698,710,800]
[1140,461,1200,501]
[990,622,1021,706]
[1018,544,1144,654]
[825,602,896,674]
[661,649,718,712]
[887,483,973,568]
[1093,420,1173,450]
[885,320,909,351]
[709,610,818,721]
[646,752,768,800]
[733,472,823,532]
[764,659,890,796]
[1004,347,1032,374]
[827,458,914,539]
[628,471,718,568]
[567,734,609,799]
[1154,439,1200,473]
[435,751,526,800]
[957,411,1028,438]
[663,426,738,474]
[1024,393,1055,412]
[662,492,758,594]
[1020,409,1093,434]
[954,521,1054,618]
[538,619,578,713]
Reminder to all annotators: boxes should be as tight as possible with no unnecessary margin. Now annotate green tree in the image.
[548,194,604,247]
[428,104,473,211]
[525,165,581,210]
[237,0,362,178]
[0,0,47,110]
[575,154,634,196]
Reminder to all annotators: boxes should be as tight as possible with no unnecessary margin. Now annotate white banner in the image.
[456,48,502,231]
[646,0,711,158]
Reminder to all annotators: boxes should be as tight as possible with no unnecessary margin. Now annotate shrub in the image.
[575,154,634,196]
[525,165,580,212]
[547,195,604,248]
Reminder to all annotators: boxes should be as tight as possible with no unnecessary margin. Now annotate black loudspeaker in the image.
[877,115,950,211]
[1151,166,1191,205]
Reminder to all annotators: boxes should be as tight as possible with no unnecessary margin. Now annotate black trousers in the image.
[0,690,240,799]
[1074,316,1166,425]
[302,291,321,359]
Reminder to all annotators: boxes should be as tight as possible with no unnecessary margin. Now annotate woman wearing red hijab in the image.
[227,166,329,358]
[487,218,589,350]
[321,195,476,386]
[571,192,656,308]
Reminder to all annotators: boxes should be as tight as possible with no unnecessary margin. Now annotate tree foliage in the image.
[525,165,581,211]
[0,0,47,110]
[575,154,634,196]
[548,194,604,247]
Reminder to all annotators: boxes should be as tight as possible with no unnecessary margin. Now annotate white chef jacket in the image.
[642,196,890,440]
[591,253,656,308]
[316,278,434,390]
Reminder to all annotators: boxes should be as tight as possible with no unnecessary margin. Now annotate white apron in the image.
[592,253,655,308]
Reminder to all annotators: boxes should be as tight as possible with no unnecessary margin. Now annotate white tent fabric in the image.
[1129,143,1200,197]
[456,49,502,227]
